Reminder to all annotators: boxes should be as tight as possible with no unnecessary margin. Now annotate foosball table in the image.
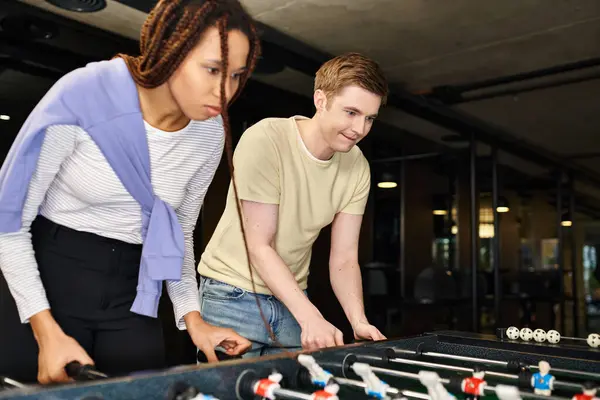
[1,330,598,400]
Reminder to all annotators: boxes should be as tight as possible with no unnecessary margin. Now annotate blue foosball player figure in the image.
[531,361,555,396]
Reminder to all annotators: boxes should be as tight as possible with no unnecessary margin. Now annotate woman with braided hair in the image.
[0,0,260,384]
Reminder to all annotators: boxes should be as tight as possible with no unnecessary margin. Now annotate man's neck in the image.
[137,83,190,132]
[296,117,334,161]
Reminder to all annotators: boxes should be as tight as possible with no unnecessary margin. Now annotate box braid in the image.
[116,0,295,357]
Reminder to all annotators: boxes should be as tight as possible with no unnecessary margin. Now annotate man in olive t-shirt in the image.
[197,53,388,357]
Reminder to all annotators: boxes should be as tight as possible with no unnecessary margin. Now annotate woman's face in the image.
[168,26,250,121]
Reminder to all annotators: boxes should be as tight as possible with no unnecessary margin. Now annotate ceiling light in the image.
[378,182,397,189]
[0,115,10,121]
[561,220,572,227]
[496,206,509,213]
[433,210,447,216]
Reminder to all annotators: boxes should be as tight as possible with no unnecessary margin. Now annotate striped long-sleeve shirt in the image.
[0,117,224,330]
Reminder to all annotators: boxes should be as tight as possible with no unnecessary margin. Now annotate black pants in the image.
[0,216,165,383]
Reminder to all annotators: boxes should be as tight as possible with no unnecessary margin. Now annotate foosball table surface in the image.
[0,330,598,400]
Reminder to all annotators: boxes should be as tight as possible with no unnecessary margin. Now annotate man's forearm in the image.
[330,261,367,326]
[250,245,320,324]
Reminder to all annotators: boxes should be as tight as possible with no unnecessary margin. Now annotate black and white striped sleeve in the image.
[0,125,79,323]
[167,131,224,330]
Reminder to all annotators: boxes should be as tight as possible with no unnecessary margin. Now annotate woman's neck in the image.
[137,83,190,132]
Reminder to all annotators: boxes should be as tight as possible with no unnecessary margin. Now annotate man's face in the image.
[315,85,382,154]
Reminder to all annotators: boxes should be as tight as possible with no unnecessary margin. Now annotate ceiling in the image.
[3,0,600,215]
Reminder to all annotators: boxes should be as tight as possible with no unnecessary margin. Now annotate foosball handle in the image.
[506,360,529,373]
[65,361,107,381]
[197,350,243,363]
[517,371,533,389]
[235,369,260,400]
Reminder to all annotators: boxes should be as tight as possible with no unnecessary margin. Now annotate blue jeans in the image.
[198,276,302,358]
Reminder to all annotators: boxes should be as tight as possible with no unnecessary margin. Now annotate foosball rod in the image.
[392,347,600,380]
[382,354,582,390]
[358,364,570,400]
[333,376,429,400]
[0,362,102,391]
[298,354,429,400]
[342,357,568,400]
[1,376,26,389]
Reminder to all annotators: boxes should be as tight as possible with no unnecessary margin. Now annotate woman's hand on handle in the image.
[30,310,94,384]
[185,312,251,362]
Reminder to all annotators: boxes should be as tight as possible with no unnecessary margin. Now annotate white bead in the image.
[533,329,546,343]
[587,333,600,348]
[546,330,560,344]
[519,328,533,341]
[506,326,520,340]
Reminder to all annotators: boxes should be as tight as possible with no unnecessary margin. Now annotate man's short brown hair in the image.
[314,52,388,106]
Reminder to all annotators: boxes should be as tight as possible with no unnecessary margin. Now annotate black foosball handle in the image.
[197,350,243,363]
[65,361,108,381]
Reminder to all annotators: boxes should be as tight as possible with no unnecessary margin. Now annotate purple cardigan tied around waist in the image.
[0,58,185,318]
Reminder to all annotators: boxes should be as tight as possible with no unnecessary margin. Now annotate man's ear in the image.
[314,89,328,112]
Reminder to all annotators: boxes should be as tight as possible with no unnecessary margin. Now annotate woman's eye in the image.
[207,67,219,75]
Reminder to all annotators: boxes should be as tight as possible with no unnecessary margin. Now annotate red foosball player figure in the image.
[461,367,487,399]
[254,372,283,400]
[572,382,599,400]
[311,383,340,400]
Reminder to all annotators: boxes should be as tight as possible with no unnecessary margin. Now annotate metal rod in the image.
[274,388,313,400]
[366,365,570,400]
[400,154,406,299]
[446,56,600,93]
[1,377,25,389]
[470,134,479,332]
[403,350,508,366]
[569,173,578,337]
[459,73,600,104]
[556,335,586,341]
[388,357,515,380]
[392,348,600,380]
[372,152,442,163]
[492,146,501,328]
[402,391,431,400]
[334,377,402,397]
[556,171,565,334]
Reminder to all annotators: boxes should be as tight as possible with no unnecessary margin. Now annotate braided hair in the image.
[116,0,291,354]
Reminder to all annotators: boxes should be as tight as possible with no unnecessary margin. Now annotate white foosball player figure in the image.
[461,366,487,399]
[495,385,522,400]
[531,361,554,396]
[254,372,283,400]
[418,370,456,400]
[297,355,334,387]
[310,383,340,400]
[351,362,391,400]
[572,382,599,400]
